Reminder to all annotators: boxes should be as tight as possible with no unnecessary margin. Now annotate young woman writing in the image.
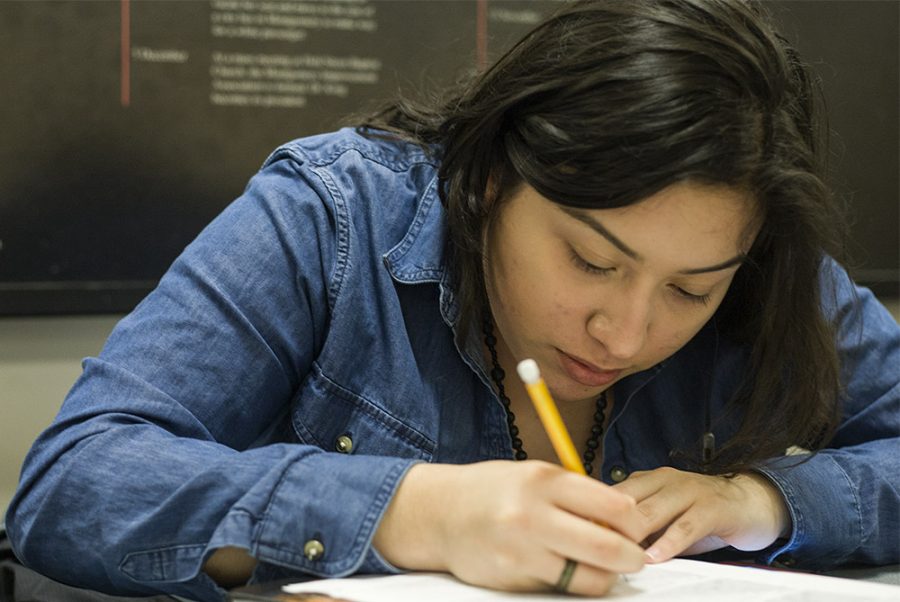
[7,1,898,600]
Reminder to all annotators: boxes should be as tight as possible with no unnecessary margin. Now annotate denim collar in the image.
[381,174,461,329]
[382,173,445,284]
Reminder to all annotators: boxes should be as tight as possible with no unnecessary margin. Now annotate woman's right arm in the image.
[5,153,417,601]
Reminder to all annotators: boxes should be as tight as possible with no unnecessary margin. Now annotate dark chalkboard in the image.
[772,1,899,298]
[0,0,896,315]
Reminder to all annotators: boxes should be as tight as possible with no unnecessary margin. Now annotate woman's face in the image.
[484,181,759,405]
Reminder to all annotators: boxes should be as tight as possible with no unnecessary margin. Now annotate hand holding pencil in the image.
[517,358,610,533]
[374,356,645,595]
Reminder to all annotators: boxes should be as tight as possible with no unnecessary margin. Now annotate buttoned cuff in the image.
[752,453,861,570]
[256,454,419,576]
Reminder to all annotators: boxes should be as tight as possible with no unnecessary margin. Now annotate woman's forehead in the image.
[508,181,760,261]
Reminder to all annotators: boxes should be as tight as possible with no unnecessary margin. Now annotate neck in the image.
[481,314,609,474]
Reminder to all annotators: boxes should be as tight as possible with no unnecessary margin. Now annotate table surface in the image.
[826,564,900,586]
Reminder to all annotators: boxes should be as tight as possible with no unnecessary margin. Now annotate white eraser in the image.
[516,359,541,384]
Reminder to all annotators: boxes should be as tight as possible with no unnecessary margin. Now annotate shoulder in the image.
[260,129,444,258]
[252,128,441,231]
[264,127,437,173]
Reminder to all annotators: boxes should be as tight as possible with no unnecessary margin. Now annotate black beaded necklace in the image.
[482,314,607,476]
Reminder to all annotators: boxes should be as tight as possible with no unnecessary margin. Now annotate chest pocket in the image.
[291,362,435,461]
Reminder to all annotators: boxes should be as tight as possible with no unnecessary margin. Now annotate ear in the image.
[484,172,501,206]
[480,174,500,264]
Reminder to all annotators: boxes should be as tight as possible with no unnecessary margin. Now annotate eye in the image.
[569,248,614,275]
[671,285,711,306]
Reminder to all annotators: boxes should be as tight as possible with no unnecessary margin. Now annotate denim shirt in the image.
[6,129,899,601]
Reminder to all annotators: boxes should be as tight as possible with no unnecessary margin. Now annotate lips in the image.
[557,349,622,388]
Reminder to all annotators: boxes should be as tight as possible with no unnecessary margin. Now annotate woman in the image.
[7,1,899,600]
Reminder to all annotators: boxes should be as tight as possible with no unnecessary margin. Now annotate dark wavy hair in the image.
[358,0,845,474]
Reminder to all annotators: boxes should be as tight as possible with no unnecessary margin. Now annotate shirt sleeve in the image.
[4,151,418,601]
[754,259,900,570]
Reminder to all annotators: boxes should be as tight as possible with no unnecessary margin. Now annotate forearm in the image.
[737,471,791,542]
[755,439,900,568]
[7,424,416,600]
[372,463,458,571]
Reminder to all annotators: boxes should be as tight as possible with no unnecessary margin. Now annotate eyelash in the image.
[568,249,712,306]
[674,288,711,306]
[569,249,613,275]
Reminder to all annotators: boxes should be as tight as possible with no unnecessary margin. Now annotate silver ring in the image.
[554,558,577,593]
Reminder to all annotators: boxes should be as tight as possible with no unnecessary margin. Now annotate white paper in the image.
[283,559,899,601]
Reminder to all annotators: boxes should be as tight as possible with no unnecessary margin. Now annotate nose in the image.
[586,293,651,361]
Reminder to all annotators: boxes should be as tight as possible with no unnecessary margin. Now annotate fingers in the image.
[434,461,657,595]
[613,467,716,562]
[642,505,712,562]
[479,534,621,597]
[611,468,698,550]
[645,472,788,557]
[495,462,643,595]
[612,468,666,502]
[547,469,648,543]
[613,468,758,564]
[549,557,621,597]
[537,503,645,574]
[530,467,645,597]
[469,462,782,596]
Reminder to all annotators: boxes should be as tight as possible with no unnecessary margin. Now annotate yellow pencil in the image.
[516,359,586,475]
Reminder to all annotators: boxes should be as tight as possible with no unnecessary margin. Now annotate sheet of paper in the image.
[282,559,899,601]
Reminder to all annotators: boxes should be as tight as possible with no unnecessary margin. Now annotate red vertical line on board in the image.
[121,0,130,107]
[476,0,488,71]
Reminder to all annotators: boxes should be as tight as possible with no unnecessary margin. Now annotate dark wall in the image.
[1,0,896,315]
[771,1,899,297]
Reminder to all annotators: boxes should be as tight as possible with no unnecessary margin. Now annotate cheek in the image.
[506,279,572,324]
[648,313,714,359]
[494,245,573,316]
[542,293,581,330]
[489,257,543,323]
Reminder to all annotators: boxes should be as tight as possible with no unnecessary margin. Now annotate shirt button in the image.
[610,466,628,482]
[304,539,325,561]
[335,434,354,454]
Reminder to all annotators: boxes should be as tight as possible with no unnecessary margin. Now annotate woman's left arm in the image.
[616,260,900,569]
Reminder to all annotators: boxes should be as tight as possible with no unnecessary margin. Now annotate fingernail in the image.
[644,548,660,563]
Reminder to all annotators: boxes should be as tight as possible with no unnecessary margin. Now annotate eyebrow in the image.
[560,207,747,275]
